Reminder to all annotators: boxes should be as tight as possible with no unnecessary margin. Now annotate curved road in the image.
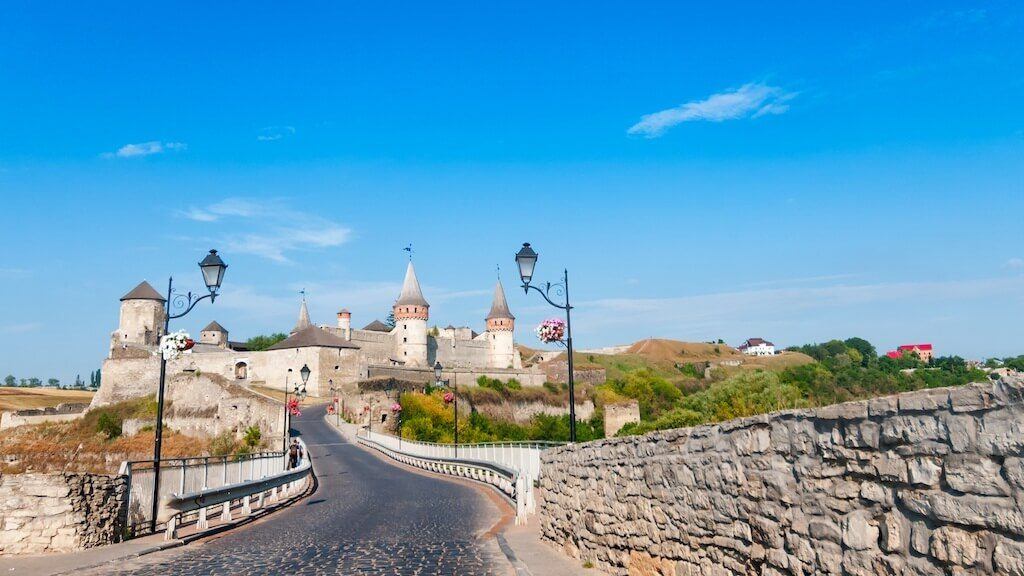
[88,405,508,575]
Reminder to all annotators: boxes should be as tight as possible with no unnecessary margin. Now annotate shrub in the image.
[209,432,236,456]
[243,425,261,448]
[95,412,122,439]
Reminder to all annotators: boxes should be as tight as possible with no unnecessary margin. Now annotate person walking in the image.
[288,439,299,469]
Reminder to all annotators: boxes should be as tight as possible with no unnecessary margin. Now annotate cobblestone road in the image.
[85,406,508,575]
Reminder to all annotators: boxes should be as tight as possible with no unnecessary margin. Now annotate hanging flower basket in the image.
[158,330,195,361]
[443,391,455,404]
[535,318,566,344]
[390,403,402,413]
[287,397,301,417]
[327,404,336,415]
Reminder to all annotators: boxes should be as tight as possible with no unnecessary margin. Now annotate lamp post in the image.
[434,362,457,457]
[282,365,309,453]
[514,242,577,442]
[149,249,227,534]
[328,379,340,427]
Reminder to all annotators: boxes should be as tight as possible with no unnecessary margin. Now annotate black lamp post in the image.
[514,242,577,442]
[385,382,403,449]
[149,249,227,533]
[434,361,457,457]
[282,365,309,452]
[328,378,340,427]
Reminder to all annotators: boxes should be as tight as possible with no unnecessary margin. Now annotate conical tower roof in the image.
[202,320,227,333]
[120,281,166,302]
[292,298,312,333]
[486,279,515,320]
[395,261,429,307]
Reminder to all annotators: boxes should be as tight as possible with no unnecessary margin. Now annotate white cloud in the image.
[628,82,797,138]
[0,322,42,334]
[103,141,187,158]
[183,197,352,263]
[1006,258,1024,269]
[257,126,296,142]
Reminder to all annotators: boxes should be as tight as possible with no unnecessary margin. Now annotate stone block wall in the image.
[0,472,128,555]
[538,376,1024,575]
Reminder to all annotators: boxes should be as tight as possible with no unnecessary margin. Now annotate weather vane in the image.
[300,288,306,301]
[403,243,413,260]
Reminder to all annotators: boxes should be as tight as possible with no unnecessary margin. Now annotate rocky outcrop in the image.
[0,472,128,555]
[538,375,1024,575]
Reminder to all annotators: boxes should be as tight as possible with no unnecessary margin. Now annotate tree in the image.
[47,378,60,388]
[3,375,14,387]
[843,337,877,366]
[245,333,288,352]
[384,310,396,330]
[90,369,101,388]
[74,374,85,389]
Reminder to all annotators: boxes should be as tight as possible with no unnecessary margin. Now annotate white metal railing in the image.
[121,449,288,536]
[351,426,563,524]
[160,438,312,539]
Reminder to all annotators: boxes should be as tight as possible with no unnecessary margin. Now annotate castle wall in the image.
[538,377,1024,576]
[431,336,491,368]
[114,300,165,349]
[366,365,546,387]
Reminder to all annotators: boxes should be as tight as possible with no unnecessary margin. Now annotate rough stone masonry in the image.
[538,374,1024,575]
[0,472,128,555]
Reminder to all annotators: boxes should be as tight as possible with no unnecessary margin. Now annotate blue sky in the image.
[2,2,1023,384]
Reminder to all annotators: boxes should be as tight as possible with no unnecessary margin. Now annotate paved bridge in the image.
[83,405,509,575]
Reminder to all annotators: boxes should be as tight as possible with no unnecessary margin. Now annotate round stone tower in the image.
[485,279,517,368]
[337,308,352,340]
[113,281,167,352]
[393,261,429,366]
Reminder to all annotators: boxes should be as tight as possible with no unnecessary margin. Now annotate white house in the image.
[738,338,775,356]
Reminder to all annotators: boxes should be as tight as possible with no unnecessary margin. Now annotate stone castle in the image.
[93,260,544,408]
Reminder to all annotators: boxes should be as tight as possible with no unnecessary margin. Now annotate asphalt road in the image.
[85,405,508,575]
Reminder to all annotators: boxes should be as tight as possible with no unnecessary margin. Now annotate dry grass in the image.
[0,397,209,474]
[0,387,95,411]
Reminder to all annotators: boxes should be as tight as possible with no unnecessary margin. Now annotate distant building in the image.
[886,344,934,363]
[738,338,775,356]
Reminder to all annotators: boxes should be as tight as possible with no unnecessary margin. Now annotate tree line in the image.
[2,369,100,389]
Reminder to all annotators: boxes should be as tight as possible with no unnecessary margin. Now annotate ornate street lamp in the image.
[385,382,403,449]
[149,249,228,533]
[434,361,458,457]
[514,242,578,442]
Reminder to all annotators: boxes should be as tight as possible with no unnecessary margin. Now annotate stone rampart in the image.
[538,376,1024,575]
[0,472,128,555]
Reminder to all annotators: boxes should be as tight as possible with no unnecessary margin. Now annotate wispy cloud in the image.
[257,126,296,142]
[103,141,187,158]
[0,268,30,279]
[1006,258,1024,270]
[628,82,797,138]
[575,276,1024,335]
[182,197,352,263]
[1,322,42,334]
[741,273,860,289]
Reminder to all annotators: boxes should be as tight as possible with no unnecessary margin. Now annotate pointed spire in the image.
[395,261,429,307]
[486,278,514,320]
[293,294,312,333]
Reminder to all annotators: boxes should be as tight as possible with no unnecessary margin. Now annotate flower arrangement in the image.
[535,318,566,344]
[287,397,301,417]
[390,403,402,413]
[158,330,195,360]
[443,391,455,404]
[327,404,336,415]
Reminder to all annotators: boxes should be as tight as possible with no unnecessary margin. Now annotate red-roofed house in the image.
[886,344,934,363]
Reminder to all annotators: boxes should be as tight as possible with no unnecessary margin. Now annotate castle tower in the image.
[337,309,351,340]
[200,321,229,348]
[292,297,312,335]
[112,281,167,352]
[485,278,517,368]
[393,261,429,366]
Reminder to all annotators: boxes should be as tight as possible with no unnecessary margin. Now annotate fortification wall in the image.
[431,336,491,368]
[365,365,546,387]
[538,376,1024,576]
[0,472,128,555]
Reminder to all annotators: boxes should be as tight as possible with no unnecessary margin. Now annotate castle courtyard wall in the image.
[538,376,1024,576]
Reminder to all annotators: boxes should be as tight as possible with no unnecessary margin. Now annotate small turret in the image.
[200,320,229,348]
[485,279,518,368]
[337,308,351,340]
[112,281,167,353]
[292,297,312,335]
[393,261,429,366]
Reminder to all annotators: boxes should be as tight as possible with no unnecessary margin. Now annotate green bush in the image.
[209,432,236,456]
[243,426,262,448]
[95,412,122,439]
